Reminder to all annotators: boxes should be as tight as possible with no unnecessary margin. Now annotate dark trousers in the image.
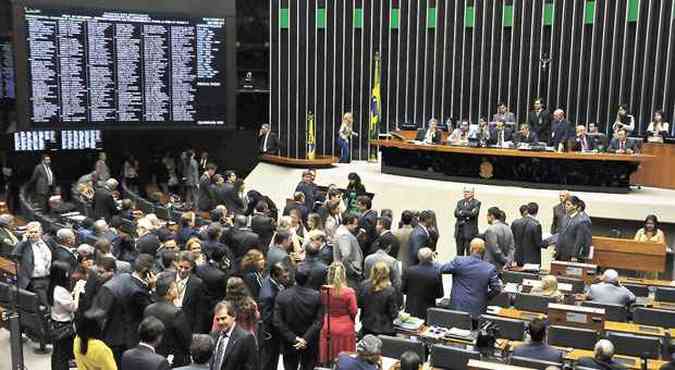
[51,333,74,370]
[281,342,317,370]
[261,328,281,370]
[27,277,50,307]
[33,193,49,211]
[455,236,471,257]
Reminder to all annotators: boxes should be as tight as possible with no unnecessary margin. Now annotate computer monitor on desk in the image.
[550,261,597,284]
[547,303,605,332]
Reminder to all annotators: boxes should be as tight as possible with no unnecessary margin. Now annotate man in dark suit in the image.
[197,163,217,212]
[11,222,52,305]
[260,263,290,370]
[513,124,539,145]
[550,109,573,149]
[577,339,629,370]
[488,121,513,146]
[174,334,214,370]
[607,128,637,154]
[298,232,328,290]
[121,316,170,370]
[551,190,570,234]
[527,98,552,141]
[143,277,192,367]
[512,318,563,363]
[258,124,280,154]
[369,216,399,258]
[520,203,546,266]
[283,192,309,222]
[273,267,323,370]
[219,171,246,215]
[357,195,378,256]
[454,188,481,257]
[439,238,502,318]
[555,196,592,262]
[210,300,258,370]
[266,231,296,283]
[93,253,156,365]
[160,251,205,334]
[409,210,434,265]
[401,248,444,320]
[573,125,596,152]
[195,247,229,334]
[229,215,260,272]
[182,150,199,209]
[295,170,320,213]
[250,201,276,255]
[137,227,162,257]
[510,205,529,266]
[51,228,78,273]
[93,178,119,222]
[27,154,55,210]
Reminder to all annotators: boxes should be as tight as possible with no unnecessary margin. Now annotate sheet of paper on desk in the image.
[504,283,519,293]
[447,327,473,338]
[522,264,540,272]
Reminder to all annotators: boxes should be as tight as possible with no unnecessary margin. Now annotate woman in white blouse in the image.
[646,110,670,143]
[338,112,357,163]
[49,260,78,370]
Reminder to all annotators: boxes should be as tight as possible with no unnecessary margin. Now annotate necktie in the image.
[620,141,624,151]
[45,165,53,185]
[582,137,587,151]
[263,133,269,152]
[214,332,229,369]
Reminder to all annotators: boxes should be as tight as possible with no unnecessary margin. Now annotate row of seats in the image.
[0,281,50,352]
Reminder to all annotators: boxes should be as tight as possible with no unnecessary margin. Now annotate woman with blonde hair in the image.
[338,112,357,163]
[531,275,563,302]
[239,249,266,298]
[358,262,399,337]
[319,262,358,364]
[185,237,205,265]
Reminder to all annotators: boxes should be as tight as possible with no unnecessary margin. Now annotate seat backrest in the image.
[555,276,586,294]
[547,325,597,350]
[378,335,426,361]
[139,200,155,215]
[514,293,556,313]
[17,288,40,313]
[430,344,480,370]
[0,281,11,306]
[655,287,675,303]
[502,271,537,284]
[480,315,526,341]
[510,356,563,370]
[582,301,628,322]
[427,308,473,330]
[606,332,661,359]
[155,206,170,221]
[488,291,512,308]
[623,283,650,297]
[633,307,675,328]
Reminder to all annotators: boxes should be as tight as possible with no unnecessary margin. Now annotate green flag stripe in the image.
[279,8,289,29]
[503,5,514,27]
[584,1,596,24]
[354,8,363,28]
[544,3,554,26]
[465,6,475,28]
[390,8,400,29]
[427,7,437,28]
[628,0,639,22]
[316,8,326,28]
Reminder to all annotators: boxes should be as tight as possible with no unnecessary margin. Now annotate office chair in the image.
[155,206,171,220]
[547,325,597,350]
[427,308,473,330]
[510,356,563,369]
[0,281,11,306]
[582,301,628,322]
[514,293,557,313]
[633,307,675,328]
[488,291,512,308]
[378,335,426,361]
[606,332,661,359]
[480,315,526,341]
[430,344,480,370]
[655,287,675,303]
[624,283,650,298]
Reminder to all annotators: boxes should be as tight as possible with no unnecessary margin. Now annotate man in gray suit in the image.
[266,231,295,282]
[555,195,592,261]
[492,102,516,124]
[586,269,636,307]
[182,150,199,208]
[334,213,363,288]
[27,154,55,210]
[551,190,570,234]
[175,334,214,370]
[484,207,515,272]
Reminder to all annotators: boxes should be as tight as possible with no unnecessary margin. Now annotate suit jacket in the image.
[229,227,260,271]
[357,282,399,335]
[51,244,78,273]
[197,174,215,211]
[121,345,170,370]
[511,217,528,265]
[527,109,552,140]
[551,203,567,234]
[219,183,246,215]
[393,225,414,269]
[28,163,54,195]
[143,301,192,367]
[158,271,205,333]
[334,225,363,287]
[295,181,320,212]
[454,199,481,240]
[273,285,323,346]
[484,221,515,271]
[576,356,628,369]
[266,245,294,279]
[210,325,258,370]
[401,262,444,319]
[363,249,401,289]
[195,263,228,333]
[258,132,280,154]
[512,342,563,364]
[93,187,118,222]
[556,212,592,261]
[250,213,275,253]
[439,255,502,318]
[408,225,431,266]
[136,233,161,257]
[12,239,49,289]
[587,282,636,306]
[607,138,637,153]
[95,273,154,347]
[550,119,572,147]
[513,131,539,144]
[183,158,199,186]
[259,276,284,329]
[298,256,328,291]
[488,127,514,145]
[573,134,596,152]
[359,209,379,255]
[518,216,544,266]
[423,128,442,144]
[369,230,400,258]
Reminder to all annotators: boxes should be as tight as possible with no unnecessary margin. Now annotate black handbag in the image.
[49,319,75,341]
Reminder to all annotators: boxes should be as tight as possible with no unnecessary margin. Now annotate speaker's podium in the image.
[591,236,667,273]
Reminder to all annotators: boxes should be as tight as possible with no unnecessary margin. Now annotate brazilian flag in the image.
[369,52,381,161]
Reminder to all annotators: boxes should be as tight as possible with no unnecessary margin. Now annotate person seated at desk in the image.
[659,341,675,370]
[448,121,470,146]
[573,125,596,152]
[607,128,636,154]
[587,122,609,149]
[422,118,442,145]
[646,110,670,143]
[634,214,666,244]
[489,121,513,146]
[585,269,635,307]
[577,339,628,370]
[493,102,516,124]
[612,104,636,134]
[513,124,538,145]
[512,318,563,363]
[334,335,382,370]
[530,275,563,302]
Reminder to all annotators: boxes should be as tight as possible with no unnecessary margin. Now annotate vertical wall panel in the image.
[271,0,675,157]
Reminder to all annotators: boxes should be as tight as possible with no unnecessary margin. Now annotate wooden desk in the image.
[619,277,675,288]
[550,261,598,284]
[631,143,675,189]
[565,349,667,370]
[260,154,338,168]
[0,256,16,276]
[467,360,533,370]
[374,139,652,193]
[592,236,667,273]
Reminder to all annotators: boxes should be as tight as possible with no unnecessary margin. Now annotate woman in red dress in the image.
[319,262,358,364]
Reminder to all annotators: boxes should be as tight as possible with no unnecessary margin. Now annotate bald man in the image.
[550,109,572,149]
[551,190,570,234]
[586,269,635,307]
[401,248,444,319]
